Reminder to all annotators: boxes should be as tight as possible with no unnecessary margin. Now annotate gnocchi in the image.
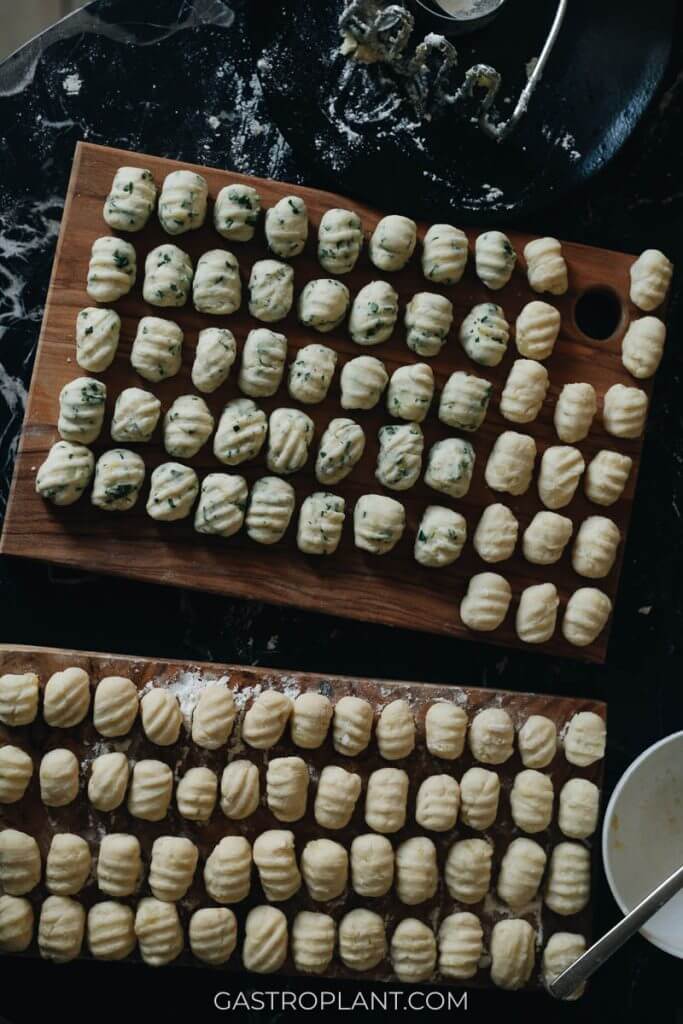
[485,431,536,495]
[290,692,333,749]
[438,912,484,980]
[194,473,248,538]
[558,778,600,839]
[318,208,363,274]
[76,307,121,372]
[158,170,207,234]
[87,901,136,962]
[45,834,91,895]
[127,759,173,821]
[516,582,559,643]
[425,437,475,499]
[415,774,460,831]
[542,932,587,1000]
[314,765,362,830]
[629,248,673,311]
[239,327,287,397]
[265,195,308,258]
[518,715,557,769]
[404,291,453,357]
[0,672,39,726]
[538,445,585,509]
[266,407,314,475]
[38,896,85,963]
[292,911,336,974]
[40,748,79,806]
[0,895,34,953]
[425,702,467,760]
[214,183,261,241]
[391,918,437,983]
[414,505,467,568]
[58,377,106,445]
[349,280,399,345]
[93,675,138,737]
[91,448,145,514]
[510,769,554,833]
[192,327,236,393]
[192,249,241,315]
[315,417,365,485]
[220,760,260,819]
[563,711,606,766]
[497,837,547,908]
[103,165,156,232]
[333,695,373,756]
[445,838,492,905]
[438,370,492,432]
[584,449,632,506]
[350,834,394,897]
[386,362,434,422]
[242,689,293,748]
[376,699,415,761]
[339,909,386,971]
[35,442,94,506]
[473,504,518,563]
[365,766,409,833]
[248,260,294,322]
[0,745,33,804]
[134,898,183,966]
[297,492,345,556]
[176,766,218,822]
[266,755,309,822]
[142,244,193,308]
[499,358,549,423]
[460,302,510,366]
[253,829,302,901]
[86,236,136,302]
[562,587,612,647]
[299,279,350,332]
[515,300,561,360]
[110,387,161,443]
[0,829,41,895]
[475,231,516,290]
[468,707,514,765]
[622,316,666,379]
[87,751,129,811]
[242,906,288,974]
[545,842,591,916]
[459,766,500,830]
[572,516,620,578]
[204,836,252,904]
[460,573,512,632]
[213,397,267,465]
[354,493,405,554]
[131,316,183,382]
[43,666,90,727]
[369,214,416,271]
[523,511,573,565]
[97,833,142,897]
[422,223,468,284]
[301,838,348,901]
[602,383,648,438]
[245,476,296,544]
[490,919,536,990]
[376,423,423,491]
[340,355,388,410]
[524,236,568,295]
[554,382,597,443]
[189,907,237,965]
[149,836,198,902]
[288,343,337,404]
[140,687,182,746]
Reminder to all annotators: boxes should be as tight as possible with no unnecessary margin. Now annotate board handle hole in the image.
[574,287,624,341]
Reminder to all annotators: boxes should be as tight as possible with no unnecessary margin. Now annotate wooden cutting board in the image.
[0,142,660,661]
[0,643,607,989]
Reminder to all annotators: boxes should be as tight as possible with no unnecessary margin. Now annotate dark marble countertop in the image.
[0,2,681,1021]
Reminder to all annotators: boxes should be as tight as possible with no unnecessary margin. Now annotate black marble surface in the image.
[0,2,682,1022]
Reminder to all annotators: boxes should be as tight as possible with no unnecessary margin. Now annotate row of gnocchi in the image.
[101,164,673,315]
[0,888,586,995]
[0,731,599,841]
[84,235,669,387]
[0,826,592,927]
[0,668,605,764]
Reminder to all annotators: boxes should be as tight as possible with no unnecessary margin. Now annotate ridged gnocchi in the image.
[267,408,314,475]
[40,748,79,806]
[460,573,512,632]
[510,770,554,833]
[523,511,573,565]
[292,911,336,974]
[439,370,492,432]
[339,908,386,971]
[58,377,106,445]
[240,327,288,397]
[0,829,41,895]
[220,760,260,819]
[629,248,673,311]
[438,912,483,980]
[288,343,337,404]
[297,492,345,556]
[365,766,409,833]
[333,695,373,756]
[204,836,252,903]
[468,707,514,765]
[350,834,394,897]
[391,918,437,982]
[242,905,289,974]
[142,244,193,308]
[415,774,460,831]
[445,838,492,904]
[475,231,516,290]
[110,387,161,443]
[87,751,129,812]
[140,687,182,746]
[134,897,183,966]
[538,445,585,510]
[349,280,399,345]
[584,449,632,506]
[524,236,568,295]
[490,919,536,990]
[404,291,453,357]
[192,249,241,315]
[314,765,362,829]
[242,689,293,748]
[43,666,90,727]
[622,316,666,379]
[248,260,294,322]
[35,442,94,506]
[299,279,350,332]
[354,493,405,554]
[340,355,388,411]
[485,431,536,495]
[266,756,309,822]
[76,307,121,372]
[473,504,518,563]
[542,932,587,999]
[499,359,549,423]
[369,215,416,272]
[87,901,136,961]
[213,398,267,466]
[497,837,547,908]
[376,699,415,760]
[562,587,612,646]
[214,183,261,241]
[516,582,559,643]
[93,675,138,737]
[602,383,648,438]
[301,838,348,901]
[191,683,236,749]
[127,759,173,821]
[460,302,510,366]
[0,672,39,726]
[194,473,248,538]
[176,766,218,821]
[318,208,363,274]
[422,223,468,284]
[131,316,183,382]
[515,301,561,360]
[149,835,198,902]
[253,829,301,901]
[518,715,557,769]
[459,766,500,829]
[191,327,236,393]
[38,896,85,963]
[158,170,207,235]
[96,833,141,898]
[554,382,597,443]
[46,834,91,895]
[86,236,136,302]
[376,423,423,491]
[425,702,467,760]
[91,448,145,512]
[572,516,620,578]
[563,711,605,766]
[0,745,33,804]
[0,896,34,953]
[315,417,365,485]
[189,907,237,965]
[290,692,333,749]
[245,476,296,545]
[103,165,156,232]
[545,842,591,916]
[265,195,308,258]
[558,778,600,839]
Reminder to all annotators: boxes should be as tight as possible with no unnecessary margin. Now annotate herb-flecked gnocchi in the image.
[375,422,423,491]
[214,183,261,241]
[36,442,94,506]
[297,492,345,555]
[404,291,453,357]
[475,231,516,290]
[288,343,337,404]
[86,236,136,302]
[265,195,308,258]
[315,418,365,485]
[131,316,183,383]
[103,166,156,232]
[340,355,388,410]
[91,449,145,512]
[146,463,199,522]
[158,170,208,235]
[248,260,294,322]
[386,363,434,422]
[369,214,416,272]
[298,279,350,332]
[192,249,241,315]
[238,328,287,397]
[425,438,475,499]
[142,244,193,308]
[76,307,121,372]
[194,473,248,538]
[191,328,236,393]
[460,302,510,367]
[58,377,106,445]
[213,398,267,466]
[111,387,161,443]
[421,223,468,284]
[164,395,215,458]
[439,371,492,432]
[317,208,363,274]
[266,408,314,475]
[349,280,399,345]
[414,505,467,568]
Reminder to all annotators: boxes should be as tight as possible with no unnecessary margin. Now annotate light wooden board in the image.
[0,643,607,989]
[0,142,661,661]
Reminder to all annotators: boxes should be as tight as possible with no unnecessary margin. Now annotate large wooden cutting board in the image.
[0,143,660,661]
[0,643,607,989]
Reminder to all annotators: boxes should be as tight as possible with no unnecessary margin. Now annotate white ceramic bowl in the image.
[602,731,683,958]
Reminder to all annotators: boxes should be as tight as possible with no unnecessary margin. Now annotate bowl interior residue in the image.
[603,732,683,958]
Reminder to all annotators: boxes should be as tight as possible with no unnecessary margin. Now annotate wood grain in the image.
[0,142,661,661]
[0,643,607,988]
